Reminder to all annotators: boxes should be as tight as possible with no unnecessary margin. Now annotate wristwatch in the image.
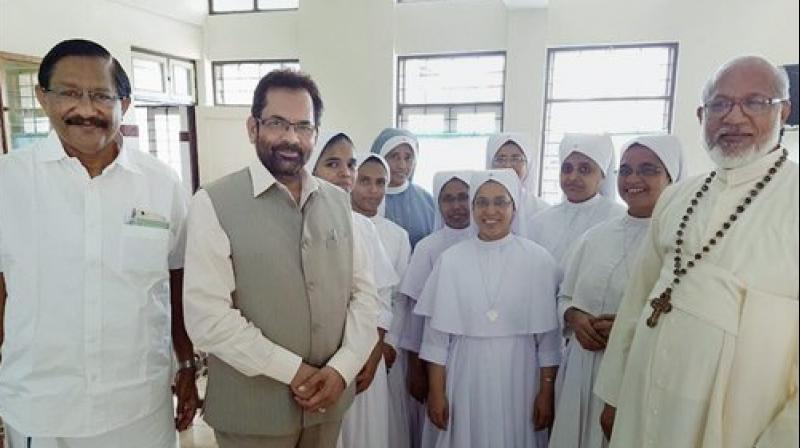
[177,355,200,372]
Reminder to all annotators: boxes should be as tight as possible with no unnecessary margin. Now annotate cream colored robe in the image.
[594,149,798,448]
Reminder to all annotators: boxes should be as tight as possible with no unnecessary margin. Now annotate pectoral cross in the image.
[646,294,673,328]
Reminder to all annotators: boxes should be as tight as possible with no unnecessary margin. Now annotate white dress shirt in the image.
[183,161,379,386]
[0,131,189,437]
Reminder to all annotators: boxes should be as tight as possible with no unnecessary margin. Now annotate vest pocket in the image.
[118,224,170,272]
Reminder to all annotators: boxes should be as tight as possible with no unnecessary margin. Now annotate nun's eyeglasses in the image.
[493,155,527,166]
[617,163,663,177]
[473,197,514,209]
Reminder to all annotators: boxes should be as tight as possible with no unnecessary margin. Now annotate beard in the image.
[705,116,783,170]
[256,140,307,178]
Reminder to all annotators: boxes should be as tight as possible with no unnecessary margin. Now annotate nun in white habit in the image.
[414,169,562,448]
[486,133,550,222]
[549,135,685,448]
[526,133,626,266]
[304,131,398,448]
[351,152,413,448]
[395,170,473,448]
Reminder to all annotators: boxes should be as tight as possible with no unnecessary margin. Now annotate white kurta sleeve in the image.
[419,317,451,366]
[183,190,303,384]
[755,359,799,447]
[535,328,562,367]
[326,216,381,385]
[167,173,190,270]
[594,205,665,407]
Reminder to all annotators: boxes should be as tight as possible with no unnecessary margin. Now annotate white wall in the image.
[0,0,202,72]
[5,0,795,182]
[0,0,204,140]
[198,0,798,184]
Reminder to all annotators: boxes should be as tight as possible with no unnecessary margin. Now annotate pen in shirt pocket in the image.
[127,207,170,229]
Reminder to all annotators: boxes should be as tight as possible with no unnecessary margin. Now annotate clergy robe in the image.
[526,194,625,266]
[414,234,562,448]
[549,214,650,448]
[594,149,799,448]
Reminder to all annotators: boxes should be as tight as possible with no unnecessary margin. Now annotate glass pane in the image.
[133,58,165,92]
[400,54,505,104]
[135,107,151,154]
[34,113,50,133]
[406,112,446,135]
[414,135,489,194]
[172,64,192,97]
[257,0,298,9]
[547,99,669,135]
[550,46,673,99]
[215,61,300,105]
[212,0,254,12]
[455,108,500,134]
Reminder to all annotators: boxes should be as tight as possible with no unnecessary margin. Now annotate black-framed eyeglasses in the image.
[43,87,124,108]
[703,96,789,118]
[255,116,317,139]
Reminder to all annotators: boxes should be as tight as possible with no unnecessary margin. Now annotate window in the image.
[539,43,679,204]
[397,52,506,192]
[213,60,300,106]
[131,49,196,105]
[209,0,298,14]
[0,58,50,151]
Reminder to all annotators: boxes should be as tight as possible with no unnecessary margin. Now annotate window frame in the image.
[131,48,197,106]
[211,59,301,107]
[0,52,48,153]
[537,42,679,199]
[395,51,507,135]
[208,0,299,15]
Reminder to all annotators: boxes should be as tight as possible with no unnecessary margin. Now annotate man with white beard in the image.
[594,56,798,448]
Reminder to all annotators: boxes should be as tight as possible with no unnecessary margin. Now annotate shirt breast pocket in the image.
[119,224,170,273]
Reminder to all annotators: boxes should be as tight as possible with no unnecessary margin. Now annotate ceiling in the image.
[103,0,547,26]
[503,0,549,8]
[106,0,208,25]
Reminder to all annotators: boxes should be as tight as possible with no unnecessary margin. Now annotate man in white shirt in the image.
[182,69,379,448]
[595,56,798,447]
[0,39,199,448]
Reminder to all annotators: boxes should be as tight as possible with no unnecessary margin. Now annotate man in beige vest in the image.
[183,69,379,448]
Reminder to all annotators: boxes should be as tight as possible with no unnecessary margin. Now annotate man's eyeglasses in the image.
[43,87,124,108]
[703,96,789,118]
[493,154,527,166]
[473,197,514,209]
[255,116,317,140]
[617,163,664,178]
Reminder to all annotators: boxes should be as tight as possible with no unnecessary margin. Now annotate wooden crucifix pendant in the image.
[646,295,673,328]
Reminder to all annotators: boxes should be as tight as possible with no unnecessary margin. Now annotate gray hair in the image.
[701,56,790,103]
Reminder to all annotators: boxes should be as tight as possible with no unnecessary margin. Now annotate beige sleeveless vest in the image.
[202,168,355,435]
